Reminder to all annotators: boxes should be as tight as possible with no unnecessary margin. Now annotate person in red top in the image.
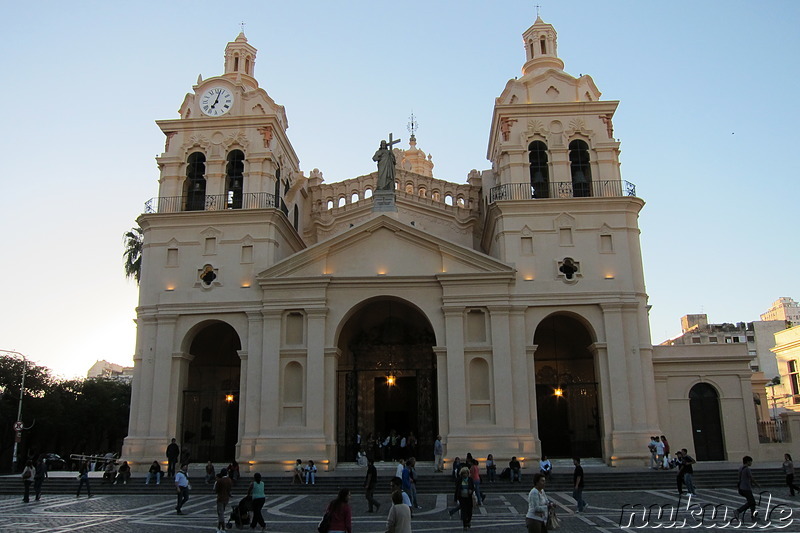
[327,488,353,533]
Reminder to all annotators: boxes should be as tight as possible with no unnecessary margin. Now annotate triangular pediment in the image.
[258,215,513,280]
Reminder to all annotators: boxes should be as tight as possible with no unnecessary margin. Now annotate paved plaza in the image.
[1,484,799,532]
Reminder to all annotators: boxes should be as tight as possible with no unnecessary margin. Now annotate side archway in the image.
[181,321,242,462]
[533,314,602,458]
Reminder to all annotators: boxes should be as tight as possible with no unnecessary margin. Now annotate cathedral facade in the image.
[122,18,769,470]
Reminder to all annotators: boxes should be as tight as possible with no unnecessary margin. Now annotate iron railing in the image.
[488,180,636,203]
[758,419,790,443]
[144,192,278,214]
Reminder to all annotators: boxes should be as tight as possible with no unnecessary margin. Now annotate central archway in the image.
[336,298,438,463]
[534,314,602,458]
[181,321,241,463]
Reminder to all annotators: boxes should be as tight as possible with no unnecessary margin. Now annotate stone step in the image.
[0,468,786,495]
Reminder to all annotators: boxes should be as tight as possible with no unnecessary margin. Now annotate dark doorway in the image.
[534,315,602,458]
[181,322,241,462]
[375,376,418,437]
[689,383,725,461]
[337,299,437,462]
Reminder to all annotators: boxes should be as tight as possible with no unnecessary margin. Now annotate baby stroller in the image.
[227,495,252,529]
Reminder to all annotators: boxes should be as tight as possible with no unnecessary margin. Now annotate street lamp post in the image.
[1,350,27,472]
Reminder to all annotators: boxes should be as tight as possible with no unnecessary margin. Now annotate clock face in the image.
[199,87,234,117]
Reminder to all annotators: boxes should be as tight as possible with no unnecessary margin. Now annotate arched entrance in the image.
[181,322,241,462]
[534,314,602,458]
[689,383,725,461]
[336,298,438,463]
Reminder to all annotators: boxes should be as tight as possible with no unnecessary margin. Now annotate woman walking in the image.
[22,460,34,503]
[526,473,553,533]
[386,490,412,533]
[326,488,352,533]
[453,466,475,530]
[76,461,92,498]
[248,472,267,531]
[783,453,800,496]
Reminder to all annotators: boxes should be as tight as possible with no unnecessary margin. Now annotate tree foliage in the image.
[0,355,131,472]
[123,225,143,284]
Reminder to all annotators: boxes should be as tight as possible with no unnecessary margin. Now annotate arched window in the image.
[529,41,535,57]
[364,188,373,199]
[245,57,251,74]
[233,55,239,72]
[338,196,346,207]
[326,199,333,210]
[540,37,547,55]
[444,194,453,206]
[185,152,206,211]
[569,139,592,197]
[226,150,245,209]
[529,140,550,198]
[351,192,359,203]
[293,205,299,230]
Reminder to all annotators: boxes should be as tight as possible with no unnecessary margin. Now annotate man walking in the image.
[76,461,92,498]
[166,438,180,478]
[214,468,233,532]
[734,456,760,522]
[573,457,587,512]
[175,464,190,514]
[680,448,696,495]
[364,459,381,512]
[34,456,47,501]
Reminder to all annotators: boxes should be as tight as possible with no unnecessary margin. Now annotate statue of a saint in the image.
[373,140,396,191]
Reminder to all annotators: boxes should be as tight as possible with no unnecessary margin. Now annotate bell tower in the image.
[480,16,661,466]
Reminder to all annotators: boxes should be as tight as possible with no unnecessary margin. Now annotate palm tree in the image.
[123,226,143,284]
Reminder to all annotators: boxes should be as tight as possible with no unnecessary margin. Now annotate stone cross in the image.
[386,132,401,150]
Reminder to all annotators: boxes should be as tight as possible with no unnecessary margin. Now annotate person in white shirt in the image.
[174,465,190,514]
[526,473,552,533]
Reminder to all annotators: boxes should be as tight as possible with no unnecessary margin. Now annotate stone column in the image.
[242,312,263,444]
[168,351,193,445]
[324,347,339,465]
[489,306,514,428]
[306,308,329,435]
[434,346,449,443]
[588,342,613,461]
[150,315,178,437]
[443,307,467,431]
[526,344,541,447]
[260,311,282,430]
[509,307,532,434]
[236,349,248,460]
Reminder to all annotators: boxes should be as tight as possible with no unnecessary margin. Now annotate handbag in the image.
[546,509,561,530]
[317,510,331,533]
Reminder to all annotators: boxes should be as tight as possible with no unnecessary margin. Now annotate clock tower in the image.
[123,34,306,464]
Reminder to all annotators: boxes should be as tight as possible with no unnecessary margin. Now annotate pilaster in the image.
[444,307,467,431]
[488,305,514,428]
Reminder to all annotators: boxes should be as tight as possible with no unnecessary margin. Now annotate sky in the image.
[1,0,798,378]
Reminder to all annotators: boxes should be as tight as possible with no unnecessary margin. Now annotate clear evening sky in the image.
[1,1,797,377]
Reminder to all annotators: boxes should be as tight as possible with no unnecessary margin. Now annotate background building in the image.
[761,297,800,325]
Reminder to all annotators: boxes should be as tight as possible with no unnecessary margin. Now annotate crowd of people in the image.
[23,434,800,531]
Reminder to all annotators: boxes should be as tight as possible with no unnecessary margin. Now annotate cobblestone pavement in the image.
[1,485,798,532]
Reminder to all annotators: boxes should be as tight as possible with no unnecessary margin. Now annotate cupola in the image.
[521,17,565,76]
[224,32,257,78]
